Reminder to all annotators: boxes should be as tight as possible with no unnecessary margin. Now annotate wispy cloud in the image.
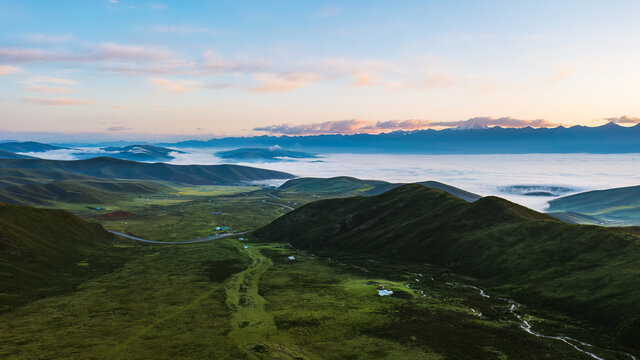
[151,24,217,35]
[0,65,20,76]
[148,77,202,93]
[604,115,640,124]
[20,97,91,106]
[26,76,77,85]
[254,116,561,135]
[24,33,74,44]
[547,65,574,83]
[202,51,271,74]
[26,85,75,93]
[0,43,172,63]
[253,72,321,92]
[106,125,132,131]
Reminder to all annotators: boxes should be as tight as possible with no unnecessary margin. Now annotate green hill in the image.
[548,211,607,225]
[0,180,170,205]
[254,184,640,348]
[548,185,640,225]
[0,168,100,189]
[0,202,121,310]
[278,176,482,202]
[0,157,294,185]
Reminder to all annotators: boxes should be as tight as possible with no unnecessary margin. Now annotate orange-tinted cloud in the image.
[148,77,202,93]
[604,116,640,124]
[254,116,561,135]
[20,97,91,105]
[253,72,321,92]
[0,65,20,76]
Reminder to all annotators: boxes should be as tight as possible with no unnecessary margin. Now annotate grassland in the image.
[1,183,638,359]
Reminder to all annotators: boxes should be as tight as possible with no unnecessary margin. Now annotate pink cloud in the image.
[0,65,20,76]
[604,116,640,124]
[27,76,77,85]
[20,97,91,106]
[253,72,321,92]
[26,85,75,93]
[254,117,561,135]
[148,77,202,93]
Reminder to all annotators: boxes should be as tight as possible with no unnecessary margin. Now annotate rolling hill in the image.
[216,147,318,162]
[0,168,102,189]
[0,141,65,153]
[0,179,170,205]
[74,144,185,162]
[0,150,35,159]
[254,184,640,348]
[0,157,294,185]
[0,202,121,310]
[278,176,482,202]
[548,185,640,225]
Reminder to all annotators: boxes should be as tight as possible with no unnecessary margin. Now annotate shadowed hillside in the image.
[0,157,294,185]
[278,176,482,202]
[0,141,65,153]
[548,185,640,225]
[0,150,35,160]
[0,180,170,205]
[254,184,640,349]
[0,202,124,311]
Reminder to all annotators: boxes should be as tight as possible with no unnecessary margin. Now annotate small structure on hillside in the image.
[243,245,249,249]
[238,237,244,241]
[378,290,393,296]
[377,285,385,290]
[288,256,295,260]
[215,227,221,231]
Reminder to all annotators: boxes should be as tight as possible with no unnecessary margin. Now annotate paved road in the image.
[109,230,250,245]
[262,200,295,210]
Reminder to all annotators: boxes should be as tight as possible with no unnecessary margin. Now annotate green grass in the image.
[2,183,638,359]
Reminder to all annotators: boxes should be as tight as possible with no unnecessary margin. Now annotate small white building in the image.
[243,245,248,249]
[288,256,295,260]
[378,290,393,296]
[238,237,244,241]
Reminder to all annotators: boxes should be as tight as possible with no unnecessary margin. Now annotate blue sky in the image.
[1,0,640,141]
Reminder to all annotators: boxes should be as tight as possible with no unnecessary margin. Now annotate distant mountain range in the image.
[254,184,640,349]
[164,122,640,154]
[0,157,294,185]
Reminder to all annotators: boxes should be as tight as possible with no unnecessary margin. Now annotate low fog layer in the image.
[22,148,640,211]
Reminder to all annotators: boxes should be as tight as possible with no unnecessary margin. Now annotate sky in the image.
[2,0,640,141]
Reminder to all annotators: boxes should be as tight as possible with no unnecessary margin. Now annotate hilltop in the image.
[74,144,185,162]
[278,176,482,202]
[0,141,66,153]
[548,185,640,225]
[254,184,640,348]
[216,147,317,162]
[0,202,122,310]
[0,157,294,185]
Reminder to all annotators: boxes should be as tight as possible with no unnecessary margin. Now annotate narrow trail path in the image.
[225,241,317,359]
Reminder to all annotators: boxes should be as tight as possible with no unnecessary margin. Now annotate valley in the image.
[1,169,638,359]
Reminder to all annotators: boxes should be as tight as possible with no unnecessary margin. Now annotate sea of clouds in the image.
[25,147,640,211]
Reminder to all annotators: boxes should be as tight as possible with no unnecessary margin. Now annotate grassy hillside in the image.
[0,168,101,189]
[254,184,640,349]
[0,179,170,205]
[548,211,606,225]
[0,202,125,311]
[548,185,640,225]
[278,176,482,201]
[0,157,294,185]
